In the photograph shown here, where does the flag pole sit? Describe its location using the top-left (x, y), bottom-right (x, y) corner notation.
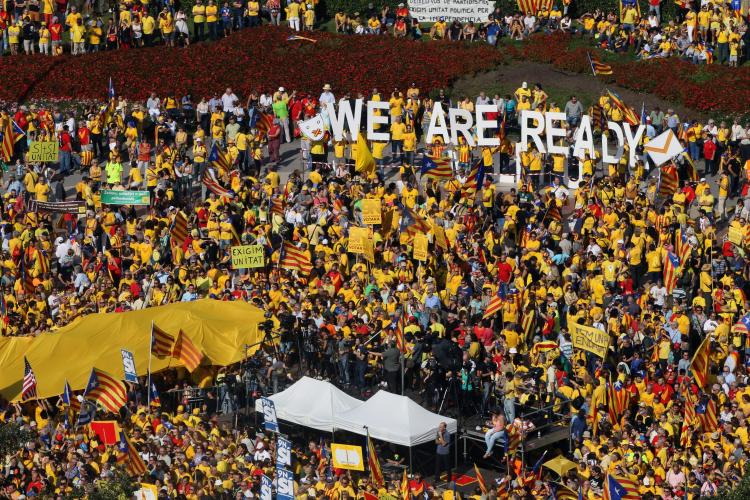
top-left (147, 321), bottom-right (154, 409)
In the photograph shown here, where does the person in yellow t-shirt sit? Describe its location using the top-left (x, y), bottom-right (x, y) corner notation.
top-left (38, 23), bottom-right (51, 54)
top-left (246, 0), bottom-right (260, 27)
top-left (304, 4), bottom-right (315, 30)
top-left (70, 18), bottom-right (86, 55)
top-left (285, 0), bottom-right (301, 31)
top-left (402, 125), bottom-right (417, 166)
top-left (206, 0), bottom-right (219, 39)
top-left (193, 0), bottom-right (207, 40)
top-left (159, 9), bottom-right (175, 46)
top-left (390, 116), bottom-right (407, 164)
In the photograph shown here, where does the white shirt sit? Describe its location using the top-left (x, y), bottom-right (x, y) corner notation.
top-left (320, 91), bottom-right (336, 106)
top-left (650, 285), bottom-right (667, 306)
top-left (731, 124), bottom-right (746, 141)
top-left (259, 94), bottom-right (273, 108)
top-left (222, 92), bottom-right (238, 113)
top-left (703, 318), bottom-right (718, 334)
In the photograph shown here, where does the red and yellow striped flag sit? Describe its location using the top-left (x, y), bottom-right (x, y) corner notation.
top-left (691, 335), bottom-right (711, 388)
top-left (400, 469), bottom-right (410, 500)
top-left (151, 323), bottom-right (175, 358)
top-left (280, 241), bottom-right (313, 276)
top-left (172, 330), bottom-right (204, 373)
top-left (474, 464), bottom-right (487, 494)
top-left (483, 294), bottom-right (503, 320)
top-left (367, 435), bottom-right (384, 488)
top-left (170, 211), bottom-right (189, 248)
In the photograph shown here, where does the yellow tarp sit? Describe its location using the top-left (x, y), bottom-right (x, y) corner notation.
top-left (0, 299), bottom-right (265, 401)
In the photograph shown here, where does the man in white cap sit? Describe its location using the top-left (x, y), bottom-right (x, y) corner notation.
top-left (319, 84), bottom-right (335, 107)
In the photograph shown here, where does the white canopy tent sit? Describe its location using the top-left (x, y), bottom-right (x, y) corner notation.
top-left (333, 390), bottom-right (458, 446)
top-left (254, 376), bottom-right (362, 432)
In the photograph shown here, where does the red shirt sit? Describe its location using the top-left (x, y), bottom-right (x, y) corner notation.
top-left (59, 131), bottom-right (72, 152)
top-left (50, 23), bottom-right (62, 41)
top-left (77, 127), bottom-right (91, 146)
top-left (497, 261), bottom-right (512, 283)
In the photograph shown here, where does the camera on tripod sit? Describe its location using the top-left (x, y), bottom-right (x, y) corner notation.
top-left (259, 320), bottom-right (274, 332)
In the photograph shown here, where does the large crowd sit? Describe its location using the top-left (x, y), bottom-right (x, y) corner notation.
top-left (0, 0), bottom-right (746, 65)
top-left (2, 50), bottom-right (750, 498)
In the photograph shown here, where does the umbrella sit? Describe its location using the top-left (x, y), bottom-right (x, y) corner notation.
top-left (543, 455), bottom-right (577, 477)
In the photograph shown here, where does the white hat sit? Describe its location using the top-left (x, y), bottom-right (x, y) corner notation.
top-left (522, 82), bottom-right (528, 89)
top-left (278, 86), bottom-right (285, 92)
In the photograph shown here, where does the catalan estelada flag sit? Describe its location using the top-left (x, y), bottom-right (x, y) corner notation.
top-left (662, 251), bottom-right (680, 294)
top-left (587, 52), bottom-right (613, 76)
top-left (208, 143), bottom-right (232, 173)
top-left (117, 430), bottom-right (147, 476)
top-left (366, 435), bottom-right (384, 488)
top-left (420, 155), bottom-right (453, 180)
top-left (690, 334), bottom-right (711, 388)
top-left (397, 203), bottom-right (431, 237)
top-left (84, 368), bottom-right (128, 414)
top-left (695, 396), bottom-right (718, 432)
top-left (602, 473), bottom-right (639, 500)
top-left (172, 330), bottom-right (204, 373)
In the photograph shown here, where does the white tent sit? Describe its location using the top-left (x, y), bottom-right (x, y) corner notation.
top-left (254, 377), bottom-right (362, 432)
top-left (333, 390), bottom-right (458, 446)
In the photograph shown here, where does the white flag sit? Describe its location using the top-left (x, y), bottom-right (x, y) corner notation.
top-left (298, 114), bottom-right (326, 141)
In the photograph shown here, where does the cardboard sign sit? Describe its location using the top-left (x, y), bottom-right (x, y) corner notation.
top-left (120, 349), bottom-right (138, 384)
top-left (231, 245), bottom-right (265, 269)
top-left (276, 468), bottom-right (294, 500)
top-left (348, 226), bottom-right (370, 254)
top-left (27, 141), bottom-right (59, 162)
top-left (728, 225), bottom-right (744, 246)
top-left (260, 397), bottom-right (279, 433)
top-left (570, 322), bottom-right (610, 358)
top-left (413, 233), bottom-right (429, 261)
top-left (331, 443), bottom-right (364, 471)
top-left (361, 199), bottom-right (382, 225)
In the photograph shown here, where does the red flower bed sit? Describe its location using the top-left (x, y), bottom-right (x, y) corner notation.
top-left (515, 32), bottom-right (750, 118)
top-left (3, 27), bottom-right (505, 101)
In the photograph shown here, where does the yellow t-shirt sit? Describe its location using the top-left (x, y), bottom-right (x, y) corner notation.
top-left (206, 4), bottom-right (218, 22)
top-left (193, 4), bottom-right (206, 23)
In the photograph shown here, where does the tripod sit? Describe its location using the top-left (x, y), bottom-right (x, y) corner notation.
top-left (437, 377), bottom-right (461, 416)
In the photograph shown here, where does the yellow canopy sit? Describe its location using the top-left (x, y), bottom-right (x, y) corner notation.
top-left (543, 455), bottom-right (578, 477)
top-left (0, 299), bottom-right (265, 401)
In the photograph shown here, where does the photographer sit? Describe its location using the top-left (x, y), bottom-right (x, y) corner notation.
top-left (370, 341), bottom-right (402, 393)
